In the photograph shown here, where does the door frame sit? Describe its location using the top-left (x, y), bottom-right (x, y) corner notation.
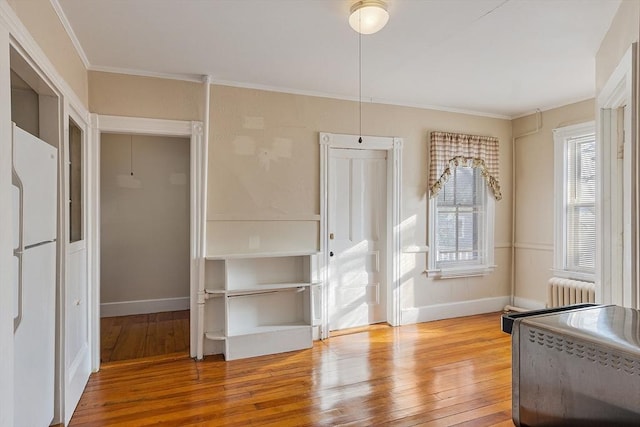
top-left (319, 132), bottom-right (402, 339)
top-left (88, 115), bottom-right (206, 368)
top-left (61, 101), bottom-right (91, 425)
top-left (597, 43), bottom-right (637, 308)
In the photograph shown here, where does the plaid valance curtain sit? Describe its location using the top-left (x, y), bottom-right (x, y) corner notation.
top-left (429, 131), bottom-right (502, 200)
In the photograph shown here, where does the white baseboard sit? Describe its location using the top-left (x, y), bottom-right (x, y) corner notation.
top-left (100, 297), bottom-right (190, 318)
top-left (513, 296), bottom-right (546, 310)
top-left (400, 296), bottom-right (510, 325)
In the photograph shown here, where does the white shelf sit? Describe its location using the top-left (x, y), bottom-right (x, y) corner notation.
top-left (228, 324), bottom-right (310, 337)
top-left (200, 252), bottom-right (319, 361)
top-left (206, 251), bottom-right (319, 260)
top-left (204, 331), bottom-right (226, 341)
top-left (206, 282), bottom-right (315, 296)
top-left (204, 289), bottom-right (226, 295)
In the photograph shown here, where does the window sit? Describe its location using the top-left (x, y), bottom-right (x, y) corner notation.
top-left (553, 122), bottom-right (596, 280)
top-left (69, 118), bottom-right (83, 243)
top-left (427, 131), bottom-right (500, 278)
top-left (428, 166), bottom-right (495, 278)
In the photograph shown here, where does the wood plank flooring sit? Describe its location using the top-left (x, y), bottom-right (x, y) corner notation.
top-left (74, 312), bottom-right (513, 426)
top-left (101, 310), bottom-right (190, 363)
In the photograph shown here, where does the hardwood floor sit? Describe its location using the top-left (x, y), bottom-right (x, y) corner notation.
top-left (101, 310), bottom-right (190, 363)
top-left (73, 312), bottom-right (513, 426)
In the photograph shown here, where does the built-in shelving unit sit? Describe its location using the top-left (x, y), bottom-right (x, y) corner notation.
top-left (198, 252), bottom-right (320, 361)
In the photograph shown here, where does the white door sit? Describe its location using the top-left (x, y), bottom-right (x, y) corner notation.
top-left (63, 116), bottom-right (91, 424)
top-left (328, 148), bottom-right (387, 331)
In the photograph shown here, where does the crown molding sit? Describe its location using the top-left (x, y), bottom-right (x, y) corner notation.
top-left (0, 0), bottom-right (87, 112)
top-left (49, 0), bottom-right (90, 69)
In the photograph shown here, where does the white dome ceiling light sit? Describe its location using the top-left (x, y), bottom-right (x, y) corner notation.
top-left (349, 0), bottom-right (390, 35)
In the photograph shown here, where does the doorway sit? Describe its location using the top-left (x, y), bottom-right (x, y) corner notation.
top-left (319, 132), bottom-right (403, 338)
top-left (89, 116), bottom-right (206, 368)
top-left (99, 133), bottom-right (190, 362)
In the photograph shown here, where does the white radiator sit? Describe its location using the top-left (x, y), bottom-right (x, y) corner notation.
top-left (547, 278), bottom-right (595, 308)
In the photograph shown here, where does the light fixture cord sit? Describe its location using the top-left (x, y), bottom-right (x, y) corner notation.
top-left (130, 134), bottom-right (134, 176)
top-left (358, 15), bottom-right (362, 144)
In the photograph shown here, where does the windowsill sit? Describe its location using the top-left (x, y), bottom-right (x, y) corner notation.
top-left (403, 245), bottom-right (429, 253)
top-left (550, 269), bottom-right (595, 283)
top-left (425, 264), bottom-right (496, 279)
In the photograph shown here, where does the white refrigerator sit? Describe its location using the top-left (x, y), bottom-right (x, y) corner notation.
top-left (12, 124), bottom-right (58, 427)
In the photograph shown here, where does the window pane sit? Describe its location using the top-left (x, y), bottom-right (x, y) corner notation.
top-left (435, 166), bottom-right (486, 268)
top-left (437, 210), bottom-right (457, 254)
top-left (69, 119), bottom-right (83, 243)
top-left (457, 210), bottom-right (474, 251)
top-left (456, 167), bottom-right (475, 205)
top-left (565, 133), bottom-right (595, 273)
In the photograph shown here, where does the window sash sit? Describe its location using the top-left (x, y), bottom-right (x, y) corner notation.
top-left (435, 167), bottom-right (486, 268)
top-left (565, 135), bottom-right (595, 273)
top-left (553, 122), bottom-right (596, 279)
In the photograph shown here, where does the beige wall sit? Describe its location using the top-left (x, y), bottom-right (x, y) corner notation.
top-left (10, 71), bottom-right (38, 136)
top-left (100, 134), bottom-right (190, 305)
top-left (89, 71), bottom-right (203, 120)
top-left (8, 0), bottom-right (88, 105)
top-left (511, 99), bottom-right (595, 306)
top-left (596, 0), bottom-right (639, 94)
top-left (90, 74), bottom-right (513, 311)
top-left (208, 85), bottom-right (513, 311)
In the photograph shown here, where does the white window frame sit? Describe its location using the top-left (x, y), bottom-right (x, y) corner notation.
top-left (553, 121), bottom-right (596, 282)
top-left (427, 166), bottom-right (495, 279)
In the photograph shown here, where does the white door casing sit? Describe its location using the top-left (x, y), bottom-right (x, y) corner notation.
top-left (62, 104), bottom-right (91, 425)
top-left (0, 5), bottom-right (93, 424)
top-left (329, 148), bottom-right (387, 330)
top-left (89, 115), bottom-right (206, 368)
top-left (597, 43), bottom-right (637, 308)
top-left (319, 133), bottom-right (402, 338)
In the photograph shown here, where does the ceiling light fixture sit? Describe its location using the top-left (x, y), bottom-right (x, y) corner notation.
top-left (349, 0), bottom-right (389, 35)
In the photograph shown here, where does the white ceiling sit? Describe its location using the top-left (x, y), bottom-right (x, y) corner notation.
top-left (56, 0), bottom-right (621, 118)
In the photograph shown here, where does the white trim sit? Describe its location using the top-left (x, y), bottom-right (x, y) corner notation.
top-left (96, 115), bottom-right (193, 136)
top-left (400, 296), bottom-right (510, 325)
top-left (89, 64), bottom-right (203, 83)
top-left (319, 132), bottom-right (403, 337)
top-left (0, 22), bottom-right (14, 427)
top-left (428, 167), bottom-right (496, 275)
top-left (3, 26), bottom-right (90, 424)
top-left (514, 242), bottom-right (554, 251)
top-left (550, 269), bottom-right (595, 283)
top-left (100, 297), bottom-right (190, 318)
top-left (511, 95), bottom-right (595, 120)
top-left (48, 0), bottom-right (90, 69)
top-left (89, 115), bottom-right (205, 365)
top-left (403, 245), bottom-right (429, 253)
top-left (596, 44), bottom-right (637, 308)
top-left (552, 120), bottom-right (596, 283)
top-left (195, 76), bottom-right (210, 360)
top-left (88, 115), bottom-right (100, 371)
top-left (85, 65), bottom-right (511, 120)
top-left (0, 0), bottom-right (86, 112)
top-left (207, 251), bottom-right (319, 260)
top-left (512, 296), bottom-right (546, 310)
top-left (62, 101), bottom-right (91, 425)
top-left (213, 78), bottom-right (511, 120)
top-left (207, 213), bottom-right (321, 222)
top-left (426, 265), bottom-right (497, 279)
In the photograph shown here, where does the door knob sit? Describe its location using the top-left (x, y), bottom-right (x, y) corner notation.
top-left (330, 251), bottom-right (334, 257)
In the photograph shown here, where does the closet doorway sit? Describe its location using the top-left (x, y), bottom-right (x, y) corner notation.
top-left (99, 133), bottom-right (190, 362)
top-left (90, 116), bottom-right (206, 366)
